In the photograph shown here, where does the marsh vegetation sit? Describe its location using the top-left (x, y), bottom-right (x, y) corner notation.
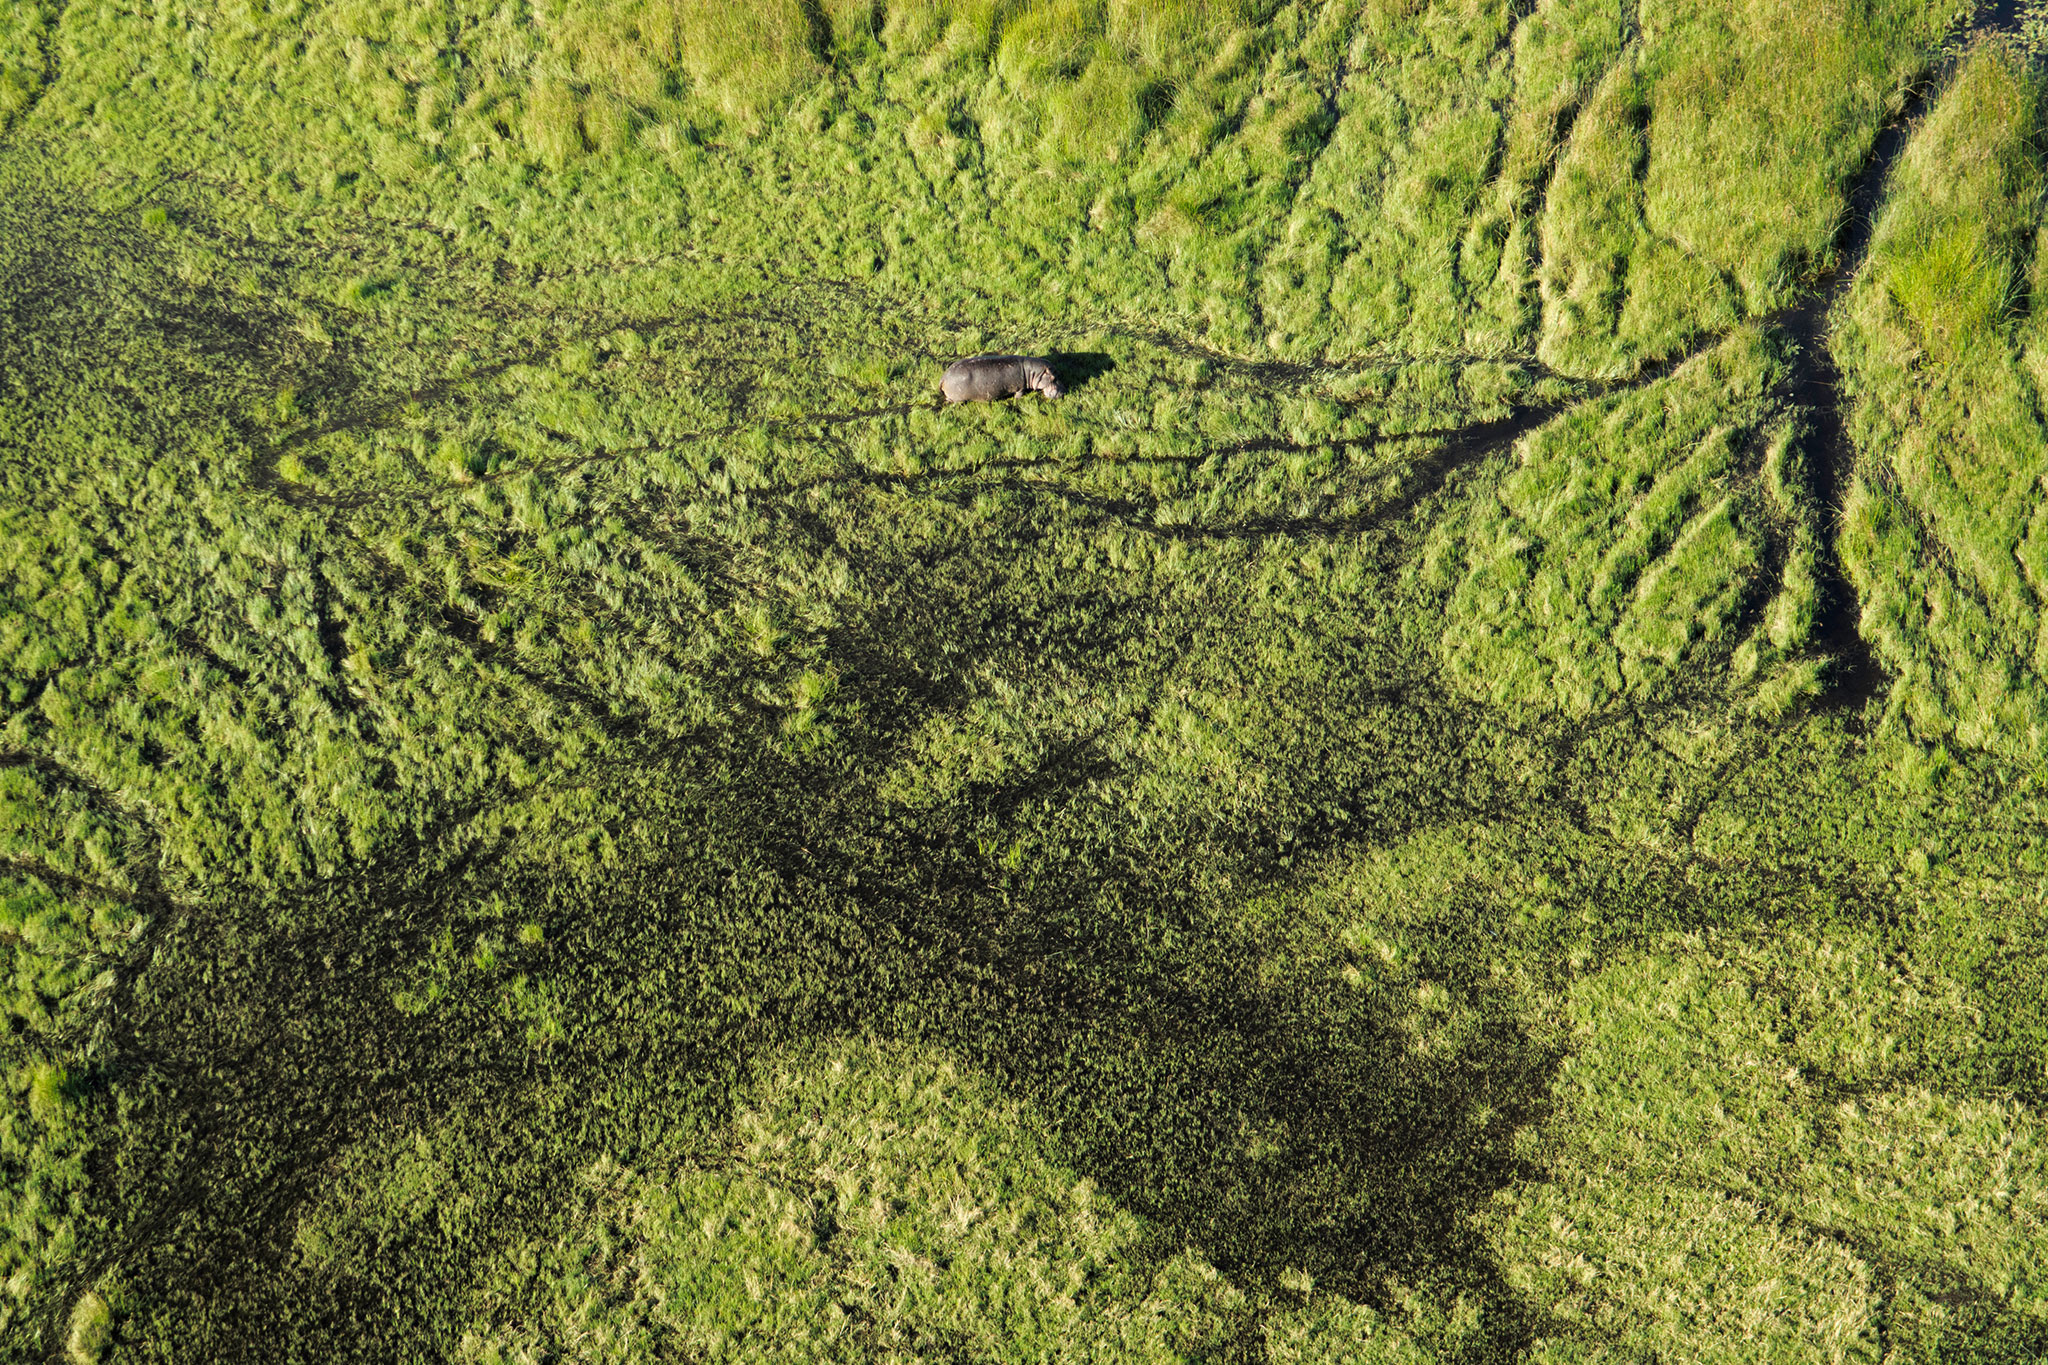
top-left (5, 1), bottom-right (2048, 1361)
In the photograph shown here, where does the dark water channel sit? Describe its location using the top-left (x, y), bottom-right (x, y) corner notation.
top-left (1764, 3), bottom-right (2024, 710)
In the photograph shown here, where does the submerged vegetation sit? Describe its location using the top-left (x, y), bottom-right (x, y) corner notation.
top-left (6, 0), bottom-right (2048, 1361)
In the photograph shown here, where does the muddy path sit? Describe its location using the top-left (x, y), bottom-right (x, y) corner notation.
top-left (1763, 0), bottom-right (2029, 711)
top-left (1766, 102), bottom-right (1922, 710)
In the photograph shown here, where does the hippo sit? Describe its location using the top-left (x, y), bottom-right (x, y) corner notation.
top-left (940, 354), bottom-right (1064, 403)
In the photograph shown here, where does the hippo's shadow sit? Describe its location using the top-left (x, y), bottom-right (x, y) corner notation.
top-left (1046, 352), bottom-right (1114, 394)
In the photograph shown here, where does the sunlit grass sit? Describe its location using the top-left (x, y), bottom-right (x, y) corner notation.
top-left (1429, 327), bottom-right (1791, 714)
top-left (8, 2), bottom-right (2048, 1362)
top-left (1837, 44), bottom-right (2048, 760)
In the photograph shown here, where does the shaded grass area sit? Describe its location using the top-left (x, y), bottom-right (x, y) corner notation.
top-left (6, 1), bottom-right (2048, 1363)
top-left (58, 702), bottom-right (2048, 1362)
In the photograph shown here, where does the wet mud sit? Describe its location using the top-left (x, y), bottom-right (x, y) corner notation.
top-left (1766, 104), bottom-right (1923, 711)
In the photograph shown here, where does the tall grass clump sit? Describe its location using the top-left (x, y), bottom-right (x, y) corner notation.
top-left (1871, 49), bottom-right (2041, 365)
top-left (1639, 0), bottom-right (1954, 307)
top-left (1888, 221), bottom-right (2018, 361)
top-left (994, 0), bottom-right (1263, 161)
top-left (1252, 0), bottom-right (1529, 356)
top-left (1428, 328), bottom-right (1788, 715)
top-left (63, 1290), bottom-right (110, 1365)
top-left (525, 0), bottom-right (826, 136)
top-left (1457, 0), bottom-right (1630, 354)
top-left (623, 0), bottom-right (825, 125)
top-left (1536, 0), bottom-right (1953, 376)
top-left (0, 3), bottom-right (52, 133)
top-left (881, 0), bottom-right (1033, 61)
top-left (816, 0), bottom-right (886, 61)
top-left (1537, 49), bottom-right (1737, 376)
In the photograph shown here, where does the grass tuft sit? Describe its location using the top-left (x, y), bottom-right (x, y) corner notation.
top-left (63, 1291), bottom-right (109, 1365)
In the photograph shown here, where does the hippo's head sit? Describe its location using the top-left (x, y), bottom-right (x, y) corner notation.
top-left (1032, 364), bottom-right (1064, 400)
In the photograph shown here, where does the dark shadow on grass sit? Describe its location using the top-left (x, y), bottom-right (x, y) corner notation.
top-left (1975, 0), bottom-right (2025, 39)
top-left (790, 566), bottom-right (1564, 1341)
top-left (53, 525), bottom-right (1567, 1360)
top-left (919, 826), bottom-right (1558, 1338)
top-left (101, 797), bottom-right (1557, 1360)
top-left (1046, 349), bottom-right (1115, 394)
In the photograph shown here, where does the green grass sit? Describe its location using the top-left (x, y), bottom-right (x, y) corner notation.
top-left (1837, 44), bottom-right (2048, 759)
top-left (1425, 325), bottom-right (1805, 714)
top-left (8, 1), bottom-right (2048, 1362)
top-left (1533, 0), bottom-right (1951, 377)
top-left (298, 1039), bottom-right (1411, 1362)
top-left (1495, 929), bottom-right (2048, 1361)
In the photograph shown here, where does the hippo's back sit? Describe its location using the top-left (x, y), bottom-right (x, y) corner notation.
top-left (942, 355), bottom-right (1031, 403)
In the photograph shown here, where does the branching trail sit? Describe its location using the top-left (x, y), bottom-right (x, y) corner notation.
top-left (1769, 133), bottom-right (1914, 708)
top-left (1764, 3), bottom-right (2020, 710)
top-left (0, 1), bottom-right (70, 142)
